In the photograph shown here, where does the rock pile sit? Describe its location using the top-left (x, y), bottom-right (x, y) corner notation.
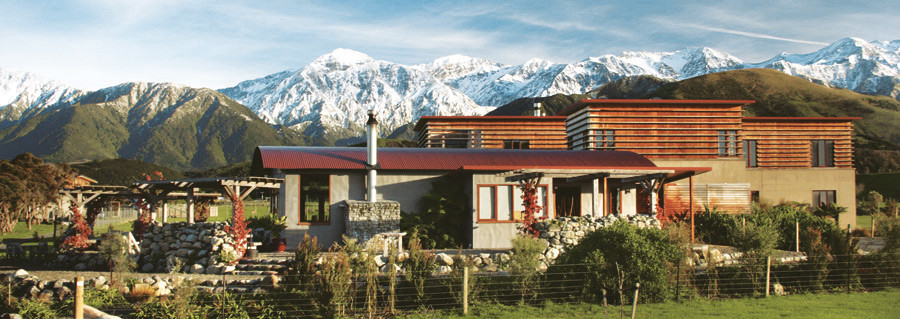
top-left (5, 269), bottom-right (111, 302)
top-left (138, 222), bottom-right (241, 274)
top-left (533, 214), bottom-right (662, 266)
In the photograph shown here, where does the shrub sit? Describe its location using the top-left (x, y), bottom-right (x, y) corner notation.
top-left (550, 221), bottom-right (682, 303)
top-left (693, 206), bottom-right (740, 246)
top-left (16, 298), bottom-right (56, 319)
top-left (315, 246), bottom-right (353, 319)
top-left (404, 231), bottom-right (437, 304)
top-left (99, 227), bottom-right (135, 280)
top-left (400, 178), bottom-right (468, 249)
top-left (734, 217), bottom-right (779, 294)
top-left (508, 235), bottom-right (546, 303)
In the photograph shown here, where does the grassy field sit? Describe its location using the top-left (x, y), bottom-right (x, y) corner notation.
top-left (410, 289), bottom-right (900, 319)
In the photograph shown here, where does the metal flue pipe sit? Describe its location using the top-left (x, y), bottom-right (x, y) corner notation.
top-left (533, 102), bottom-right (541, 116)
top-left (366, 109), bottom-right (378, 203)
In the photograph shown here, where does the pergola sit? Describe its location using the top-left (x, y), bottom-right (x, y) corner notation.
top-left (133, 177), bottom-right (283, 224)
top-left (499, 167), bottom-right (708, 216)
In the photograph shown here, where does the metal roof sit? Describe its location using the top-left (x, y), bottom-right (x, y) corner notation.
top-left (556, 99), bottom-right (756, 116)
top-left (252, 146), bottom-right (658, 172)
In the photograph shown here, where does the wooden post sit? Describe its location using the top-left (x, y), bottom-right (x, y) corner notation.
top-left (689, 176), bottom-right (694, 244)
top-left (742, 215), bottom-right (745, 233)
top-left (796, 219), bottom-right (800, 252)
top-left (765, 256), bottom-right (771, 297)
top-left (871, 218), bottom-right (876, 237)
top-left (75, 276), bottom-right (84, 319)
top-left (630, 283), bottom-right (640, 319)
top-left (187, 188), bottom-right (195, 224)
top-left (603, 177), bottom-right (608, 216)
top-left (462, 266), bottom-right (469, 316)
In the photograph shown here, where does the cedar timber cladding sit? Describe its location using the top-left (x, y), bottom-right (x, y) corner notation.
top-left (413, 116), bottom-right (567, 149)
top-left (562, 100), bottom-right (751, 159)
top-left (741, 117), bottom-right (856, 168)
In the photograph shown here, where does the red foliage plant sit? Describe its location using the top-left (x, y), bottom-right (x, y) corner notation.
top-left (518, 180), bottom-right (542, 238)
top-left (60, 202), bottom-right (91, 251)
top-left (131, 197), bottom-right (150, 241)
top-left (224, 194), bottom-right (250, 261)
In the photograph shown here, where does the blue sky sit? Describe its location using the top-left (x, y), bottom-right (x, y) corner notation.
top-left (1, 0), bottom-right (898, 91)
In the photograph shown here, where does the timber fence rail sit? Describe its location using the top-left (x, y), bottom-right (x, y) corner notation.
top-left (67, 252), bottom-right (900, 318)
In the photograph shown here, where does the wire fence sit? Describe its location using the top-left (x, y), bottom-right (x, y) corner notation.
top-left (75, 251), bottom-right (900, 318)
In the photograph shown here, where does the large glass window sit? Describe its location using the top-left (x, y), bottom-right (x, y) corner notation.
top-left (743, 140), bottom-right (758, 167)
top-left (479, 184), bottom-right (548, 221)
top-left (811, 140), bottom-right (835, 167)
top-left (300, 175), bottom-right (330, 223)
top-left (598, 130), bottom-right (615, 149)
top-left (443, 130), bottom-right (470, 148)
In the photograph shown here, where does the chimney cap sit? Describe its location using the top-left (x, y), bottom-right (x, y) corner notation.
top-left (367, 109), bottom-right (378, 125)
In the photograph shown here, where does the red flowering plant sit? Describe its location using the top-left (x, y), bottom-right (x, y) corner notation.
top-left (60, 202), bottom-right (91, 251)
top-left (224, 193), bottom-right (250, 262)
top-left (518, 179), bottom-right (543, 238)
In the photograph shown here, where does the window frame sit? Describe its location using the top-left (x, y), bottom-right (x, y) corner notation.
top-left (503, 139), bottom-right (531, 149)
top-left (811, 140), bottom-right (835, 167)
top-left (812, 190), bottom-right (836, 208)
top-left (476, 184), bottom-right (549, 223)
top-left (298, 174), bottom-right (331, 225)
top-left (743, 140), bottom-right (758, 167)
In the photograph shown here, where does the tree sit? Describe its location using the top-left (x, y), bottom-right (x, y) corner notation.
top-left (0, 153), bottom-right (73, 235)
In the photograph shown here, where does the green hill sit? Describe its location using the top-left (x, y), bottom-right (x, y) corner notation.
top-left (71, 158), bottom-right (184, 186)
top-left (486, 93), bottom-right (590, 116)
top-left (0, 83), bottom-right (307, 171)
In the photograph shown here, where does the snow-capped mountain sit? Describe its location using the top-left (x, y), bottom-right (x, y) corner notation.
top-left (222, 38), bottom-right (900, 137)
top-left (748, 37), bottom-right (900, 99)
top-left (220, 49), bottom-right (493, 138)
top-left (0, 68), bottom-right (84, 127)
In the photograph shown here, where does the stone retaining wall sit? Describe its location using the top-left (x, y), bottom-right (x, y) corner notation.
top-left (138, 222), bottom-right (239, 274)
top-left (344, 200), bottom-right (401, 244)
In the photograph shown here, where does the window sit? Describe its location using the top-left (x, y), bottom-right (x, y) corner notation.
top-left (812, 190), bottom-right (836, 207)
top-left (598, 130), bottom-right (615, 149)
top-left (299, 175), bottom-right (330, 223)
top-left (718, 130), bottom-right (737, 156)
top-left (743, 140), bottom-right (758, 167)
top-left (750, 191), bottom-right (760, 203)
top-left (811, 140), bottom-right (835, 167)
top-left (478, 184), bottom-right (548, 221)
top-left (503, 140), bottom-right (530, 149)
top-left (443, 130), bottom-right (470, 148)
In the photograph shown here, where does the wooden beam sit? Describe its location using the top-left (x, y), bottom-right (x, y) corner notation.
top-left (505, 172), bottom-right (544, 183)
top-left (565, 172), bottom-right (610, 184)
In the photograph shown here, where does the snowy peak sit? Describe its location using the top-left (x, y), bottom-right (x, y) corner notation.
top-left (0, 67), bottom-right (84, 126)
top-left (310, 48), bottom-right (376, 69)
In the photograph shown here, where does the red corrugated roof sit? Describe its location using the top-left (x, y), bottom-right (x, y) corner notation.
top-left (556, 99), bottom-right (756, 116)
top-left (252, 146), bottom-right (657, 171)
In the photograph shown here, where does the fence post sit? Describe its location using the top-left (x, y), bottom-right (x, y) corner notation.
top-left (796, 219), bottom-right (800, 252)
top-left (630, 283), bottom-right (640, 319)
top-left (462, 266), bottom-right (469, 316)
top-left (871, 218), bottom-right (876, 237)
top-left (675, 260), bottom-right (681, 302)
top-left (765, 256), bottom-right (771, 297)
top-left (75, 276), bottom-right (84, 319)
top-left (222, 272), bottom-right (227, 318)
top-left (602, 289), bottom-right (609, 319)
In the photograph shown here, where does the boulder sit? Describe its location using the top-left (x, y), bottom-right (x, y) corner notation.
top-left (13, 269), bottom-right (28, 278)
top-left (435, 253), bottom-right (454, 266)
top-left (190, 264), bottom-right (205, 274)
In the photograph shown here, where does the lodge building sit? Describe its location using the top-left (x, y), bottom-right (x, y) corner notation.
top-left (254, 99), bottom-right (858, 249)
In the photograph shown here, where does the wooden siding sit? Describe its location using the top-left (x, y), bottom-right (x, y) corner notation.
top-left (663, 183), bottom-right (751, 215)
top-left (416, 118), bottom-right (567, 149)
top-left (742, 119), bottom-right (854, 168)
top-left (566, 102), bottom-right (745, 159)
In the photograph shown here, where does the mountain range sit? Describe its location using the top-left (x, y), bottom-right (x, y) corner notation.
top-left (1, 37), bottom-right (899, 170)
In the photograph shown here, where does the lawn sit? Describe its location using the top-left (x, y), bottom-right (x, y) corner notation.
top-left (858, 215), bottom-right (874, 230)
top-left (409, 289), bottom-right (900, 319)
